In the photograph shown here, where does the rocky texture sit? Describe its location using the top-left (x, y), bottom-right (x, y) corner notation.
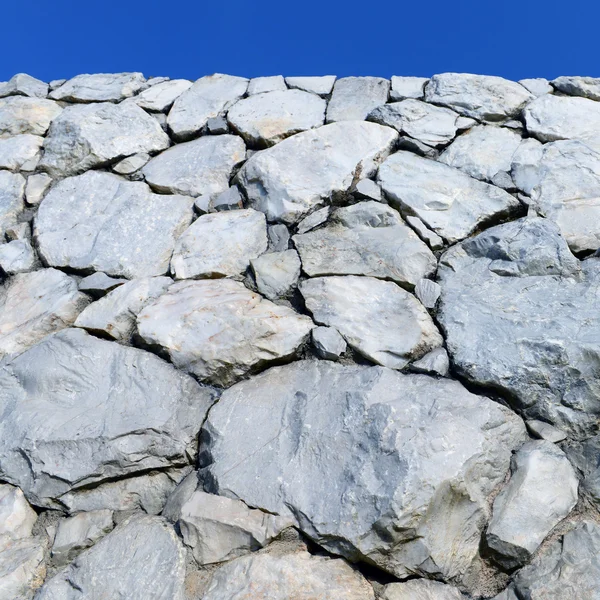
top-left (250, 249), bottom-right (301, 299)
top-left (381, 579), bottom-right (464, 600)
top-left (0, 134), bottom-right (43, 171)
top-left (0, 73), bottom-right (48, 99)
top-left (24, 172), bottom-right (51, 205)
top-left (326, 76), bottom-right (390, 122)
top-left (0, 170), bottom-right (25, 238)
top-left (552, 75), bottom-right (600, 100)
top-left (390, 76), bottom-right (429, 100)
top-left (410, 347), bottom-right (450, 377)
top-left (49, 72), bottom-right (146, 102)
top-left (311, 325), bottom-right (347, 359)
top-left (0, 96), bottom-right (61, 136)
top-left (247, 75), bottom-right (287, 95)
top-left (285, 75), bottom-right (336, 96)
top-left (0, 238), bottom-right (37, 274)
top-left (78, 271), bottom-right (126, 295)
top-left (131, 78), bottom-right (192, 112)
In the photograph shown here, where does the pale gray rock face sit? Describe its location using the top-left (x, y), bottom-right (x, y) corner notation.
top-left (381, 579), bottom-right (464, 600)
top-left (414, 278), bottom-right (441, 308)
top-left (267, 223), bottom-right (290, 251)
top-left (112, 151), bottom-right (149, 174)
top-left (354, 177), bottom-right (383, 201)
top-left (6, 222), bottom-right (30, 241)
top-left (300, 276), bottom-right (443, 369)
top-left (201, 360), bottom-right (526, 581)
top-left (206, 115), bottom-right (228, 134)
top-left (486, 440), bottom-right (578, 569)
top-left (131, 78), bottom-right (192, 112)
top-left (378, 151), bottom-right (520, 243)
top-left (227, 89), bottom-right (326, 147)
top-left (285, 75), bottom-right (336, 96)
top-left (167, 73), bottom-right (248, 140)
top-left (565, 435), bottom-right (600, 506)
top-left (24, 173), bottom-right (51, 205)
top-left (171, 209), bottom-right (267, 279)
top-left (0, 239), bottom-right (37, 274)
top-left (247, 75), bottom-right (287, 95)
top-left (0, 485), bottom-right (37, 540)
top-left (411, 347), bottom-right (450, 377)
top-left (36, 515), bottom-right (186, 600)
top-left (202, 550), bottom-right (375, 600)
top-left (406, 215), bottom-right (445, 250)
top-left (296, 206), bottom-right (330, 234)
top-left (0, 96), bottom-right (61, 136)
top-left (0, 170), bottom-right (25, 238)
top-left (210, 185), bottom-right (245, 211)
top-left (526, 420), bottom-right (567, 443)
top-left (0, 328), bottom-right (216, 508)
top-left (0, 134), bottom-right (43, 171)
top-left (178, 490), bottom-right (294, 565)
top-left (437, 217), bottom-right (600, 438)
top-left (142, 134), bottom-right (245, 197)
top-left (0, 269), bottom-right (89, 359)
top-left (326, 76), bottom-right (390, 122)
top-left (35, 171), bottom-right (194, 278)
top-left (0, 536), bottom-right (45, 600)
top-left (161, 471), bottom-right (199, 522)
top-left (49, 72), bottom-right (146, 103)
top-left (311, 325), bottom-right (346, 360)
top-left (390, 76), bottom-right (429, 101)
top-left (137, 279), bottom-right (314, 386)
top-left (293, 202), bottom-right (436, 288)
top-left (509, 137), bottom-right (544, 195)
top-left (0, 73), bottom-right (48, 99)
top-left (250, 249), bottom-right (301, 300)
top-left (236, 121), bottom-right (398, 224)
top-left (425, 73), bottom-right (533, 121)
top-left (78, 271), bottom-right (127, 295)
top-left (552, 75), bottom-right (600, 101)
top-left (519, 78), bottom-right (552, 97)
top-left (39, 101), bottom-right (170, 177)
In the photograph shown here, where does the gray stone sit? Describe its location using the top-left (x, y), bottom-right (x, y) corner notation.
top-left (326, 76), bottom-right (390, 122)
top-left (406, 215), bottom-right (445, 250)
top-left (267, 223), bottom-right (290, 251)
top-left (161, 471), bottom-right (198, 522)
top-left (0, 485), bottom-right (37, 540)
top-left (210, 185), bottom-right (244, 211)
top-left (35, 171), bottom-right (194, 279)
top-left (247, 75), bottom-right (287, 95)
top-left (0, 134), bottom-right (43, 171)
top-left (206, 115), bottom-right (228, 134)
top-left (236, 121), bottom-right (398, 224)
top-left (437, 217), bottom-right (600, 438)
top-left (300, 276), bottom-right (442, 369)
top-left (526, 420), bottom-right (567, 443)
top-left (49, 72), bottom-right (146, 103)
top-left (131, 78), bottom-right (192, 112)
top-left (509, 137), bottom-right (544, 195)
top-left (0, 239), bottom-right (37, 274)
top-left (519, 78), bottom-right (552, 96)
top-left (411, 347), bottom-right (450, 377)
top-left (294, 202), bottom-right (436, 288)
top-left (354, 178), bottom-right (383, 201)
top-left (311, 325), bottom-right (346, 360)
top-left (5, 222), bottom-right (30, 241)
top-left (171, 209), bottom-right (267, 279)
top-left (251, 249), bottom-right (301, 300)
top-left (0, 170), bottom-right (25, 239)
top-left (78, 271), bottom-right (127, 296)
top-left (0, 268), bottom-right (89, 359)
top-left (194, 194), bottom-right (211, 214)
top-left (137, 279), bottom-right (314, 386)
top-left (390, 76), bottom-right (429, 101)
top-left (378, 151), bottom-right (520, 243)
top-left (201, 360), bottom-right (526, 582)
top-left (296, 206), bottom-right (330, 234)
top-left (381, 579), bottom-right (464, 600)
top-left (397, 135), bottom-right (441, 157)
top-left (167, 73), bottom-right (248, 140)
top-left (0, 96), bottom-right (62, 136)
top-left (142, 134), bottom-right (245, 197)
top-left (24, 173), bottom-right (51, 206)
top-left (414, 278), bottom-right (441, 308)
top-left (0, 536), bottom-right (45, 600)
top-left (552, 75), bottom-right (600, 101)
top-left (0, 328), bottom-right (215, 507)
top-left (285, 75), bottom-right (336, 96)
top-left (48, 79), bottom-right (66, 90)
top-left (565, 434), bottom-right (600, 507)
top-left (36, 515), bottom-right (186, 600)
top-left (486, 440), bottom-right (578, 569)
top-left (425, 73), bottom-right (533, 121)
top-left (112, 152), bottom-right (150, 174)
top-left (0, 73), bottom-right (48, 99)
top-left (39, 101), bottom-right (170, 177)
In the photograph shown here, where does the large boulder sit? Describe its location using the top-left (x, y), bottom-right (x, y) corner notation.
top-left (326, 76), bottom-right (390, 122)
top-left (0, 96), bottom-right (61, 136)
top-left (49, 72), bottom-right (146, 102)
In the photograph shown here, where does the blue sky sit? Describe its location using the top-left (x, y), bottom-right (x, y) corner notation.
top-left (2, 0), bottom-right (595, 83)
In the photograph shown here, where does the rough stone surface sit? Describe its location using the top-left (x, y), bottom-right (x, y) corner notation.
top-left (0, 134), bottom-right (43, 171)
top-left (78, 271), bottom-right (127, 296)
top-left (406, 215), bottom-right (445, 249)
top-left (0, 485), bottom-right (37, 540)
top-left (0, 239), bottom-right (36, 274)
top-left (267, 223), bottom-right (290, 251)
top-left (247, 75), bottom-right (287, 95)
top-left (0, 73), bottom-right (48, 99)
top-left (519, 77), bottom-right (552, 96)
top-left (411, 347), bottom-right (450, 377)
top-left (0, 170), bottom-right (25, 238)
top-left (24, 173), bottom-right (51, 206)
top-left (354, 177), bottom-right (383, 201)
top-left (526, 420), bottom-right (567, 443)
top-left (251, 249), bottom-right (301, 300)
top-left (414, 278), bottom-right (441, 308)
top-left (311, 325), bottom-right (346, 360)
top-left (112, 151), bottom-right (149, 174)
top-left (210, 185), bottom-right (245, 212)
top-left (0, 536), bottom-right (45, 600)
top-left (552, 75), bottom-right (600, 101)
top-left (381, 579), bottom-right (464, 600)
top-left (49, 72), bottom-right (146, 102)
top-left (326, 76), bottom-right (390, 122)
top-left (390, 76), bottom-right (429, 100)
top-left (285, 75), bottom-right (336, 96)
top-left (131, 78), bottom-right (192, 111)
top-left (296, 206), bottom-right (330, 234)
top-left (0, 96), bottom-right (62, 136)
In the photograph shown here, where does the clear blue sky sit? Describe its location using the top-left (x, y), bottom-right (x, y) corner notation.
top-left (3, 0), bottom-right (595, 83)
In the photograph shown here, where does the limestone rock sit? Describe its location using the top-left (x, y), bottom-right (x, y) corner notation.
top-left (0, 134), bottom-right (43, 171)
top-left (381, 579), bottom-right (464, 600)
top-left (0, 536), bottom-right (45, 600)
top-left (311, 325), bottom-right (346, 360)
top-left (210, 185), bottom-right (244, 211)
top-left (24, 173), bottom-right (51, 205)
top-left (0, 170), bottom-right (25, 238)
top-left (0, 485), bottom-right (37, 540)
top-left (0, 239), bottom-right (37, 274)
top-left (406, 215), bottom-right (445, 250)
top-left (354, 178), bottom-right (383, 201)
top-left (247, 76), bottom-right (286, 95)
top-left (250, 249), bottom-right (300, 300)
top-left (390, 76), bottom-right (429, 101)
top-left (510, 137), bottom-right (544, 195)
top-left (49, 72), bottom-right (146, 103)
top-left (414, 278), bottom-right (441, 308)
top-left (552, 75), bottom-right (600, 101)
top-left (206, 115), bottom-right (228, 134)
top-left (112, 152), bottom-right (150, 174)
top-left (296, 206), bottom-right (330, 234)
top-left (411, 347), bottom-right (450, 377)
top-left (519, 78), bottom-right (552, 96)
top-left (0, 73), bottom-right (48, 99)
top-left (267, 223), bottom-right (290, 251)
top-left (526, 420), bottom-right (567, 443)
top-left (0, 96), bottom-right (62, 136)
top-left (285, 75), bottom-right (336, 96)
top-left (78, 271), bottom-right (127, 296)
top-left (326, 76), bottom-right (390, 122)
top-left (131, 78), bottom-right (192, 112)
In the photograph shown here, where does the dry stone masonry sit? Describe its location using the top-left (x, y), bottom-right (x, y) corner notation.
top-left (0, 70), bottom-right (598, 599)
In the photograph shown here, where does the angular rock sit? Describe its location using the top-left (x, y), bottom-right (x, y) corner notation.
top-left (354, 178), bottom-right (383, 201)
top-left (0, 73), bottom-right (48, 99)
top-left (0, 96), bottom-right (61, 136)
top-left (78, 271), bottom-right (127, 296)
top-left (210, 185), bottom-right (244, 211)
top-left (206, 115), bottom-right (228, 134)
top-left (24, 173), bottom-right (51, 205)
top-left (137, 279), bottom-right (314, 386)
top-left (237, 121), bottom-right (398, 224)
top-left (35, 171), bottom-right (194, 278)
top-left (414, 278), bottom-right (441, 308)
top-left (5, 222), bottom-right (30, 241)
top-left (411, 347), bottom-right (450, 377)
top-left (201, 360), bottom-right (526, 581)
top-left (161, 471), bottom-right (199, 522)
top-left (285, 75), bottom-right (336, 96)
top-left (294, 202), bottom-right (436, 288)
top-left (381, 579), bottom-right (464, 600)
top-left (296, 206), bottom-right (330, 234)
top-left (267, 223), bottom-right (290, 251)
top-left (112, 152), bottom-right (150, 174)
top-left (0, 536), bottom-right (45, 600)
top-left (0, 239), bottom-right (37, 274)
top-left (526, 420), bottom-right (567, 443)
top-left (247, 75), bottom-right (287, 95)
top-left (390, 76), bottom-right (429, 101)
top-left (326, 76), bottom-right (390, 122)
top-left (300, 276), bottom-right (443, 368)
top-left (552, 75), bottom-right (600, 101)
top-left (311, 325), bottom-right (346, 360)
top-left (378, 151), bottom-right (520, 243)
top-left (406, 215), bottom-right (445, 250)
top-left (0, 134), bottom-right (43, 171)
top-left (0, 328), bottom-right (216, 507)
top-left (131, 78), bottom-right (192, 112)
top-left (0, 170), bottom-right (25, 238)
top-left (49, 72), bottom-right (146, 103)
top-left (0, 485), bottom-right (37, 540)
top-left (251, 249), bottom-right (300, 300)
top-left (519, 78), bottom-right (552, 97)
top-left (510, 137), bottom-right (544, 195)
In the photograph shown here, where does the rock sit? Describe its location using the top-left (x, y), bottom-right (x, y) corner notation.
top-left (513, 521), bottom-right (600, 599)
top-left (78, 271), bottom-right (127, 296)
top-left (267, 223), bottom-right (290, 251)
top-left (247, 75), bottom-right (287, 95)
top-left (142, 134), bottom-right (245, 197)
top-left (311, 325), bottom-right (346, 360)
top-left (510, 137), bottom-right (544, 195)
top-left (300, 276), bottom-right (442, 369)
top-left (5, 222), bottom-right (30, 241)
top-left (0, 239), bottom-right (37, 274)
top-left (552, 75), bottom-right (600, 101)
top-left (137, 279), bottom-right (314, 386)
top-left (381, 579), bottom-right (464, 600)
top-left (35, 171), bottom-right (194, 279)
top-left (411, 347), bottom-right (450, 377)
top-left (236, 121), bottom-right (398, 224)
top-left (0, 536), bottom-right (45, 600)
top-left (565, 434), bottom-right (600, 506)
top-left (437, 217), bottom-right (600, 438)
top-left (486, 440), bottom-right (577, 569)
top-left (0, 485), bottom-right (37, 540)
top-left (39, 102), bottom-right (170, 177)
top-left (0, 269), bottom-right (89, 359)
top-left (75, 276), bottom-right (172, 340)
top-left (0, 73), bottom-right (48, 98)
top-left (251, 249), bottom-right (300, 300)
top-left (424, 73), bottom-right (533, 121)
top-left (296, 206), bottom-right (330, 234)
top-left (326, 76), bottom-right (390, 122)
top-left (378, 151), bottom-right (520, 243)
top-left (49, 79), bottom-right (66, 90)
top-left (0, 134), bottom-right (43, 171)
top-left (285, 75), bottom-right (336, 96)
top-left (178, 490), bottom-right (294, 565)
top-left (390, 76), bottom-right (429, 101)
top-left (397, 134), bottom-right (441, 157)
top-left (112, 152), bottom-right (150, 174)
top-left (0, 328), bottom-right (216, 508)
top-left (201, 360), bottom-right (526, 582)
top-left (49, 72), bottom-right (146, 102)
top-left (24, 173), bottom-right (51, 205)
top-left (0, 171), bottom-right (25, 236)
top-left (161, 471), bottom-right (199, 522)
top-left (0, 96), bottom-right (62, 136)
top-left (526, 420), bottom-right (567, 443)
top-left (519, 78), bottom-right (552, 96)
top-left (202, 550), bottom-right (375, 600)
top-left (131, 78), bottom-right (192, 112)
top-left (36, 515), bottom-right (186, 600)
top-left (294, 202), bottom-right (436, 288)
top-left (167, 73), bottom-right (248, 141)
top-left (194, 194), bottom-right (211, 214)
top-left (210, 185), bottom-right (244, 211)
top-left (406, 215), bottom-right (445, 250)
top-left (51, 509), bottom-right (114, 566)
top-left (354, 178), bottom-right (383, 201)
top-left (206, 115), bottom-right (228, 134)
top-left (414, 278), bottom-right (441, 308)
top-left (171, 209), bottom-right (267, 279)
top-left (492, 588), bottom-right (519, 600)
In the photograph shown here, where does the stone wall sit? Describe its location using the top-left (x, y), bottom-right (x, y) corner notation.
top-left (1, 71), bottom-right (599, 599)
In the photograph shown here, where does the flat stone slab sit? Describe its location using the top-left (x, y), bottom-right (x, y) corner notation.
top-left (131, 78), bottom-right (192, 112)
top-left (285, 75), bottom-right (336, 96)
top-left (390, 76), bottom-right (428, 100)
top-left (326, 76), bottom-right (390, 122)
top-left (49, 72), bottom-right (146, 102)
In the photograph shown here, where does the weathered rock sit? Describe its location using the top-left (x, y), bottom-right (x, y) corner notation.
top-left (171, 209), bottom-right (267, 279)
top-left (247, 75), bottom-right (287, 95)
top-left (36, 515), bottom-right (186, 600)
top-left (167, 73), bottom-right (248, 140)
top-left (78, 271), bottom-right (127, 296)
top-left (519, 78), bottom-right (552, 97)
top-left (0, 73), bottom-right (48, 99)
top-left (206, 115), bottom-right (229, 134)
top-left (424, 73), bottom-right (533, 121)
top-left (354, 178), bottom-right (383, 201)
top-left (0, 134), bottom-right (43, 171)
top-left (0, 269), bottom-right (89, 359)
top-left (131, 78), bottom-right (192, 112)
top-left (5, 222), bottom-right (30, 241)
top-left (35, 171), bottom-right (194, 278)
top-left (0, 170), bottom-right (25, 238)
top-left (39, 101), bottom-right (170, 177)
top-left (285, 75), bottom-right (336, 96)
top-left (251, 249), bottom-right (300, 300)
top-left (381, 579), bottom-right (464, 600)
top-left (267, 223), bottom-right (290, 251)
top-left (296, 206), bottom-right (330, 234)
top-left (526, 420), bottom-right (567, 443)
top-left (0, 536), bottom-right (45, 600)
top-left (390, 76), bottom-right (429, 101)
top-left (414, 278), bottom-right (441, 308)
top-left (0, 96), bottom-right (61, 136)
top-left (24, 173), bottom-right (51, 205)
top-left (300, 276), bottom-right (442, 369)
top-left (486, 440), bottom-right (578, 569)
top-left (378, 151), bottom-right (520, 243)
top-left (294, 202), bottom-right (436, 288)
top-left (0, 485), bottom-right (37, 540)
top-left (209, 185), bottom-right (244, 211)
top-left (0, 328), bottom-right (216, 507)
top-left (201, 360), bottom-right (526, 581)
top-left (552, 75), bottom-right (600, 101)
top-left (49, 72), bottom-right (146, 103)
top-left (326, 76), bottom-right (390, 122)
top-left (161, 471), bottom-right (199, 522)
top-left (311, 325), bottom-right (346, 360)
top-left (236, 121), bottom-right (398, 224)
top-left (142, 134), bottom-right (245, 197)
top-left (0, 239), bottom-right (37, 274)
top-left (510, 137), bottom-right (544, 196)
top-left (137, 279), bottom-right (314, 385)
top-left (112, 151), bottom-right (150, 174)
top-left (406, 215), bottom-right (445, 250)
top-left (411, 347), bottom-right (450, 377)
top-left (437, 217), bottom-right (600, 438)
